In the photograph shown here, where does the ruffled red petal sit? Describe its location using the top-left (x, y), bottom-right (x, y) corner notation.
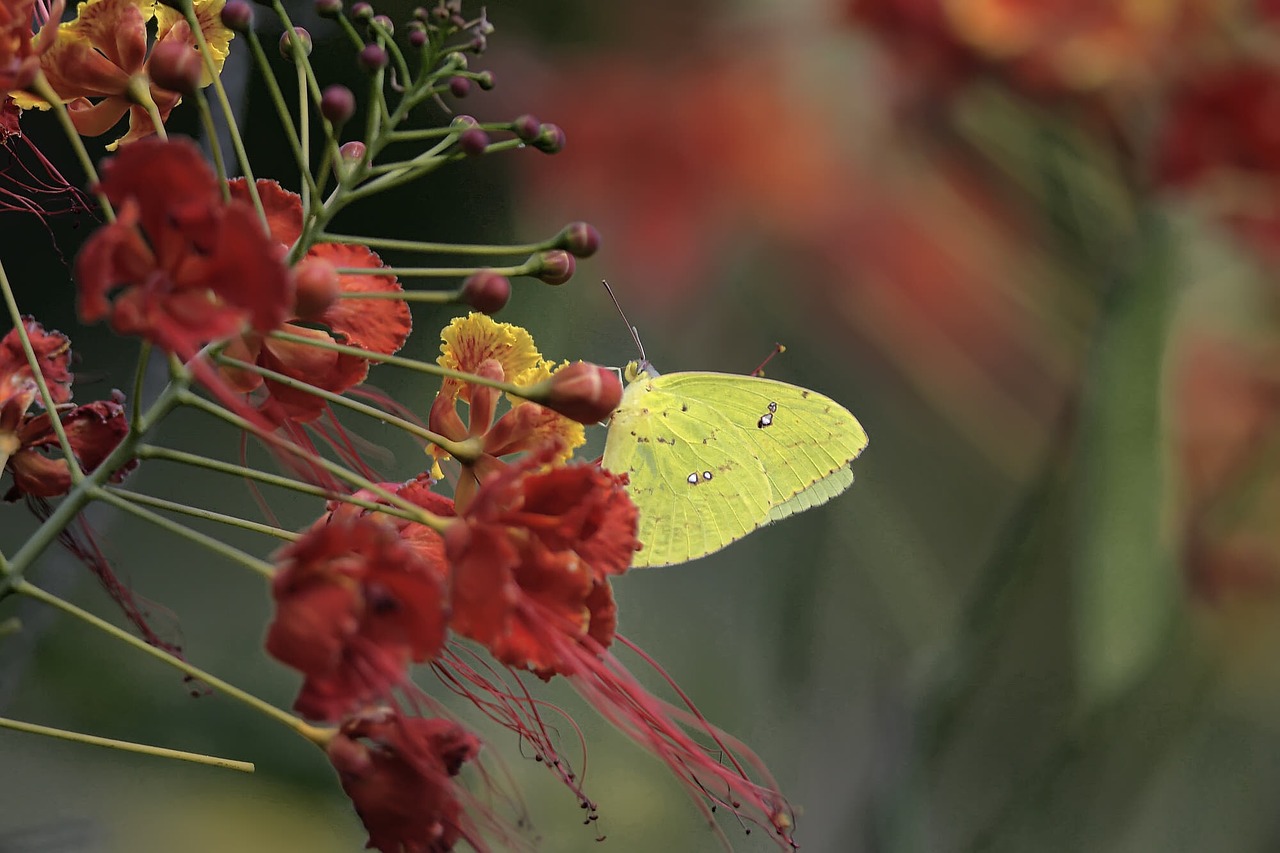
top-left (227, 178), bottom-right (303, 245)
top-left (309, 242), bottom-right (411, 355)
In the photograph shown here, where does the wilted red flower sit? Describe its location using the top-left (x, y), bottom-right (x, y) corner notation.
top-left (327, 707), bottom-right (481, 853)
top-left (75, 137), bottom-right (291, 358)
top-left (266, 512), bottom-right (449, 721)
top-left (10, 0), bottom-right (233, 148)
top-left (0, 318), bottom-right (133, 500)
top-left (219, 178), bottom-right (411, 423)
top-left (444, 447), bottom-right (638, 678)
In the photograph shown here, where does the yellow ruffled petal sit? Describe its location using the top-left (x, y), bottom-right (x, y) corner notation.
top-left (437, 313), bottom-right (544, 404)
top-left (155, 0), bottom-right (234, 86)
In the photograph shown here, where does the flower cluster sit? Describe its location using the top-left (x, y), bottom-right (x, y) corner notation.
top-left (0, 1), bottom-right (801, 850)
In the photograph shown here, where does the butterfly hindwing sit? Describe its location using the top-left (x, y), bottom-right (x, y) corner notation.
top-left (602, 371), bottom-right (867, 567)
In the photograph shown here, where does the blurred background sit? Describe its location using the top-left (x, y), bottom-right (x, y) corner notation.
top-left (6, 0), bottom-right (1280, 850)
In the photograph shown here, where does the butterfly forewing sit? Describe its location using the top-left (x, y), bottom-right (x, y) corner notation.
top-left (603, 376), bottom-right (774, 567)
top-left (603, 371), bottom-right (867, 567)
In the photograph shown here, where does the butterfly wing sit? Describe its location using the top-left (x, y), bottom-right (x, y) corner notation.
top-left (602, 371), bottom-right (867, 567)
top-left (602, 374), bottom-right (774, 567)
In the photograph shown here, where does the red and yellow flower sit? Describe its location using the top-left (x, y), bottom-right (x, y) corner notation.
top-left (11, 0), bottom-right (232, 148)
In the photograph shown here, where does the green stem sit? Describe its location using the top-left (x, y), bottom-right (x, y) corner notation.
top-left (177, 393), bottom-right (448, 530)
top-left (339, 289), bottom-right (455, 302)
top-left (264, 328), bottom-right (535, 396)
top-left (184, 5), bottom-right (264, 224)
top-left (213, 356), bottom-right (471, 459)
top-left (28, 74), bottom-right (115, 222)
top-left (243, 27), bottom-right (320, 205)
top-left (0, 715), bottom-right (255, 772)
top-left (0, 260), bottom-right (78, 477)
top-left (320, 233), bottom-right (557, 255)
top-left (193, 90), bottom-right (231, 198)
top-left (130, 342), bottom-right (152, 426)
top-left (136, 445), bottom-right (428, 526)
top-left (92, 487), bottom-right (276, 579)
top-left (15, 580), bottom-right (327, 745)
top-left (102, 487), bottom-right (298, 541)
top-left (334, 262), bottom-right (535, 278)
top-left (127, 78), bottom-right (168, 142)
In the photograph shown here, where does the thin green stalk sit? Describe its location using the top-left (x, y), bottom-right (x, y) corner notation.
top-left (0, 260), bottom-right (77, 476)
top-left (92, 487), bottom-right (276, 579)
top-left (127, 78), bottom-right (168, 142)
top-left (130, 342), bottom-right (152, 426)
top-left (102, 487), bottom-right (299, 542)
top-left (264, 327), bottom-right (536, 395)
top-left (183, 5), bottom-right (264, 223)
top-left (177, 392), bottom-right (448, 530)
top-left (213, 356), bottom-right (471, 459)
top-left (136, 445), bottom-right (428, 526)
top-left (28, 74), bottom-right (114, 222)
top-left (15, 579), bottom-right (328, 744)
top-left (193, 90), bottom-right (231, 198)
top-left (0, 715), bottom-right (255, 772)
top-left (320, 233), bottom-right (557, 255)
top-left (388, 121), bottom-right (517, 142)
top-left (338, 289), bottom-right (455, 302)
top-left (243, 28), bottom-right (320, 204)
top-left (298, 62), bottom-right (311, 214)
top-left (334, 262), bottom-right (534, 278)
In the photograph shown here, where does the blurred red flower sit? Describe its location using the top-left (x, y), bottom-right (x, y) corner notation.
top-left (327, 707), bottom-right (481, 853)
top-left (220, 179), bottom-right (411, 423)
top-left (267, 512), bottom-right (449, 721)
top-left (444, 447), bottom-right (638, 678)
top-left (0, 318), bottom-right (132, 500)
top-left (75, 137), bottom-right (291, 358)
top-left (0, 0), bottom-right (57, 94)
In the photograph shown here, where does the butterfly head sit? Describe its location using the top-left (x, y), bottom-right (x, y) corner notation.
top-left (623, 359), bottom-right (660, 384)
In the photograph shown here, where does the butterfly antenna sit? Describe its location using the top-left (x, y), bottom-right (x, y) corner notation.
top-left (601, 280), bottom-right (647, 363)
top-left (750, 343), bottom-right (786, 377)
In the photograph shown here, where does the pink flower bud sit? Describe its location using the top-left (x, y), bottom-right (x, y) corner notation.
top-left (475, 70), bottom-right (495, 90)
top-left (339, 140), bottom-right (366, 162)
top-left (558, 221), bottom-right (600, 258)
top-left (526, 362), bottom-right (623, 424)
top-left (408, 28), bottom-right (427, 48)
top-left (536, 250), bottom-right (575, 285)
top-left (458, 128), bottom-right (489, 156)
top-left (220, 0), bottom-right (254, 32)
top-left (351, 1), bottom-right (373, 20)
top-left (449, 76), bottom-right (471, 98)
top-left (148, 41), bottom-right (203, 96)
top-left (320, 84), bottom-right (355, 125)
top-left (315, 0), bottom-right (342, 18)
top-left (533, 123), bottom-right (565, 154)
top-left (512, 114), bottom-right (540, 142)
top-left (293, 256), bottom-right (341, 319)
top-left (371, 14), bottom-right (393, 34)
top-left (459, 270), bottom-right (510, 314)
top-left (279, 27), bottom-right (313, 58)
top-left (358, 43), bottom-right (388, 72)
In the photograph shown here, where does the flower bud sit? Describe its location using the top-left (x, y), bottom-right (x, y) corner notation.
top-left (408, 28), bottom-right (427, 48)
top-left (512, 114), bottom-right (540, 142)
top-left (535, 250), bottom-right (575, 285)
top-left (293, 256), bottom-right (341, 319)
top-left (358, 43), bottom-right (388, 72)
top-left (351, 1), bottom-right (373, 20)
top-left (533, 123), bottom-right (565, 154)
top-left (148, 41), bottom-right (202, 96)
top-left (449, 76), bottom-right (471, 98)
top-left (469, 34), bottom-right (487, 53)
top-left (412, 5), bottom-right (428, 21)
top-left (525, 362), bottom-right (623, 424)
top-left (458, 128), bottom-right (488, 156)
top-left (321, 84), bottom-right (355, 125)
top-left (315, 0), bottom-right (342, 18)
top-left (459, 270), bottom-right (510, 314)
top-left (558, 222), bottom-right (600, 258)
top-left (451, 114), bottom-right (478, 129)
top-left (371, 14), bottom-right (393, 34)
top-left (220, 0), bottom-right (254, 32)
top-left (339, 140), bottom-right (366, 163)
top-left (475, 70), bottom-right (495, 90)
top-left (279, 27), bottom-right (312, 58)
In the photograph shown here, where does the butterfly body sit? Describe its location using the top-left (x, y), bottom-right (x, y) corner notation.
top-left (601, 363), bottom-right (868, 567)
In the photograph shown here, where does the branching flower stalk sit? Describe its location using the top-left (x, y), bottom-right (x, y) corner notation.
top-left (0, 0), bottom-right (801, 849)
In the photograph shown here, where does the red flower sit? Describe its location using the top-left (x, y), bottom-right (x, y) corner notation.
top-left (444, 447), bottom-right (639, 678)
top-left (0, 318), bottom-right (132, 500)
top-left (266, 512), bottom-right (448, 721)
top-left (0, 0), bottom-right (58, 94)
top-left (327, 708), bottom-right (481, 853)
top-left (220, 178), bottom-right (411, 423)
top-left (75, 137), bottom-right (291, 358)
